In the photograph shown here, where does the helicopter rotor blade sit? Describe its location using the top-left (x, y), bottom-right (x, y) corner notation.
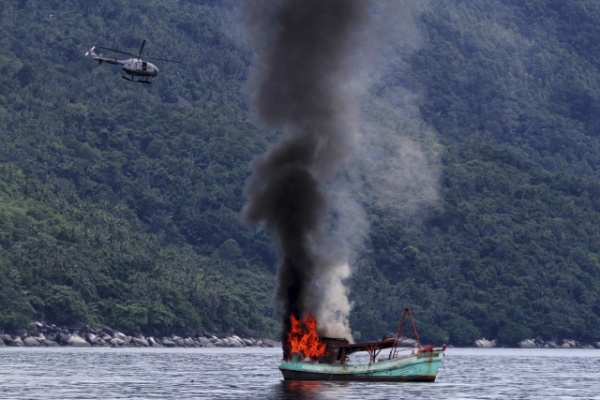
top-left (84, 45), bottom-right (95, 56)
top-left (97, 41), bottom-right (179, 63)
top-left (144, 55), bottom-right (181, 64)
top-left (138, 39), bottom-right (146, 59)
top-left (97, 46), bottom-right (138, 58)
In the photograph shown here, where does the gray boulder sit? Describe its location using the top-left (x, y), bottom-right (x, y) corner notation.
top-left (226, 336), bottom-right (245, 348)
top-left (0, 334), bottom-right (13, 345)
top-left (147, 337), bottom-right (162, 347)
top-left (197, 337), bottom-right (214, 348)
top-left (67, 334), bottom-right (91, 347)
top-left (86, 333), bottom-right (98, 343)
top-left (44, 332), bottom-right (58, 342)
top-left (474, 338), bottom-right (496, 348)
top-left (261, 338), bottom-right (280, 348)
top-left (31, 334), bottom-right (46, 344)
top-left (89, 337), bottom-right (108, 346)
top-left (23, 337), bottom-right (41, 347)
top-left (132, 337), bottom-right (149, 347)
top-left (518, 339), bottom-right (537, 348)
top-left (109, 338), bottom-right (125, 347)
top-left (57, 332), bottom-right (72, 345)
top-left (32, 322), bottom-right (45, 330)
top-left (398, 338), bottom-right (419, 347)
top-left (8, 337), bottom-right (24, 347)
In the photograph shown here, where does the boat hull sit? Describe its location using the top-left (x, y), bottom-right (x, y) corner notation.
top-left (280, 349), bottom-right (444, 382)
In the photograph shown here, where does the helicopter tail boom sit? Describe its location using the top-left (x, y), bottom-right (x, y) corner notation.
top-left (85, 45), bottom-right (123, 65)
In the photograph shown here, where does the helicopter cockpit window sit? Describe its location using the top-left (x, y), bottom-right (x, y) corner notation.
top-left (142, 61), bottom-right (147, 71)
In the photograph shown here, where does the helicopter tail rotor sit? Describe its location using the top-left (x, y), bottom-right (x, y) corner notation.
top-left (84, 46), bottom-right (97, 57)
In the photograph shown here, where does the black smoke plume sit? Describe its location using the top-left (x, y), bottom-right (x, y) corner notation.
top-left (242, 0), bottom-right (369, 354)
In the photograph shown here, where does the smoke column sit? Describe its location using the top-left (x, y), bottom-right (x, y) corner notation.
top-left (242, 0), bottom-right (370, 353)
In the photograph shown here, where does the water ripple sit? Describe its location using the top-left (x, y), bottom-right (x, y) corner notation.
top-left (0, 347), bottom-right (599, 399)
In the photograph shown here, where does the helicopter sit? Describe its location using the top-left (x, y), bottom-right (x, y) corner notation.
top-left (85, 39), bottom-right (179, 83)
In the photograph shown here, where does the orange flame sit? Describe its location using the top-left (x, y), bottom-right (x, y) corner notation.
top-left (287, 313), bottom-right (327, 359)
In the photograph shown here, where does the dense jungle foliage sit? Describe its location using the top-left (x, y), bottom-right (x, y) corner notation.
top-left (1, 0), bottom-right (600, 346)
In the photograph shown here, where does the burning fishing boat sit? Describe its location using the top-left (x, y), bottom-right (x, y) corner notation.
top-left (241, 0), bottom-right (443, 383)
top-left (279, 308), bottom-right (445, 382)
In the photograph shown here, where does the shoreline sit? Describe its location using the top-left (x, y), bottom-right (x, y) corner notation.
top-left (2, 323), bottom-right (599, 350)
top-left (473, 337), bottom-right (600, 350)
top-left (0, 322), bottom-right (282, 349)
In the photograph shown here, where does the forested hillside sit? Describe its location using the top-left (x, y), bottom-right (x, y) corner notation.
top-left (0, 0), bottom-right (279, 338)
top-left (1, 0), bottom-right (600, 346)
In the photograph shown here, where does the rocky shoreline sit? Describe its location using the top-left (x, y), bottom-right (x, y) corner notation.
top-left (3, 323), bottom-right (600, 350)
top-left (0, 322), bottom-right (282, 348)
top-left (474, 337), bottom-right (600, 349)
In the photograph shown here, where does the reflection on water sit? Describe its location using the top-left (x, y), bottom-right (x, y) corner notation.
top-left (0, 347), bottom-right (599, 399)
top-left (269, 381), bottom-right (352, 400)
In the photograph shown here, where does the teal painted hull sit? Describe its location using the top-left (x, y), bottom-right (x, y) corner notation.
top-left (280, 349), bottom-right (444, 382)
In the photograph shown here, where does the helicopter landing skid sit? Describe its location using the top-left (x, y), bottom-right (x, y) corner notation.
top-left (122, 75), bottom-right (152, 84)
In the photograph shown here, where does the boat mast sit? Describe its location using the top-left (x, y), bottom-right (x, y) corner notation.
top-left (390, 307), bottom-right (422, 358)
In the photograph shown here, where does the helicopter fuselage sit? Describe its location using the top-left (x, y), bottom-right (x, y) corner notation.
top-left (122, 58), bottom-right (158, 78)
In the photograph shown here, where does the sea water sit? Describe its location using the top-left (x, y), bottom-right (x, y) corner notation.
top-left (0, 347), bottom-right (598, 399)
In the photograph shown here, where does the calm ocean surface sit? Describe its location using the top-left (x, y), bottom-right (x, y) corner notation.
top-left (0, 347), bottom-right (599, 399)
